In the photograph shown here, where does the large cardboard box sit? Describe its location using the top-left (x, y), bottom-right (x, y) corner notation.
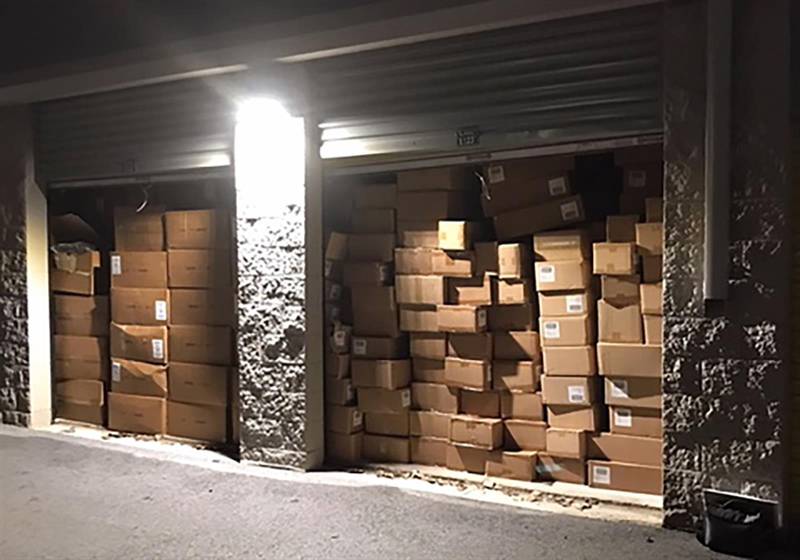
top-left (325, 232), bottom-right (349, 261)
top-left (588, 433), bottom-right (662, 467)
top-left (326, 351), bottom-right (351, 380)
top-left (53, 335), bottom-right (109, 380)
top-left (597, 343), bottom-right (662, 378)
top-left (410, 437), bottom-right (449, 466)
top-left (539, 315), bottom-right (594, 347)
top-left (534, 261), bottom-right (591, 292)
top-left (397, 167), bottom-right (468, 192)
top-left (351, 335), bottom-right (408, 360)
top-left (481, 164), bottom-right (573, 217)
top-left (588, 460), bottom-right (662, 495)
top-left (493, 331), bottom-right (540, 361)
top-left (395, 248), bottom-right (437, 275)
top-left (541, 375), bottom-right (597, 406)
top-left (165, 210), bottom-right (230, 250)
top-left (110, 358), bottom-right (167, 397)
top-left (498, 243), bottom-right (532, 279)
top-left (635, 222), bottom-right (663, 256)
top-left (597, 300), bottom-right (643, 343)
top-left (547, 405), bottom-right (603, 431)
top-left (500, 392), bottom-right (544, 421)
top-left (536, 453), bottom-right (585, 484)
top-left (53, 295), bottom-right (109, 336)
top-left (448, 333), bottom-right (493, 361)
top-left (111, 288), bottom-right (169, 325)
top-left (641, 255), bottom-right (663, 283)
top-left (411, 358), bottom-right (446, 383)
top-left (460, 389), bottom-right (500, 417)
top-left (351, 360), bottom-right (411, 390)
top-left (485, 451), bottom-right (538, 481)
top-left (326, 431), bottom-right (363, 464)
top-left (601, 275), bottom-right (641, 306)
top-left (436, 305), bottom-right (488, 333)
top-left (546, 428), bottom-right (586, 460)
top-left (537, 291), bottom-right (593, 317)
top-left (438, 221), bottom-right (486, 251)
top-left (609, 406), bottom-right (662, 438)
top-left (533, 229), bottom-right (590, 262)
top-left (56, 400), bottom-right (105, 426)
top-left (397, 220), bottom-right (439, 248)
top-left (431, 250), bottom-right (474, 278)
top-left (542, 346), bottom-right (596, 377)
top-left (444, 357), bottom-right (491, 390)
top-left (593, 243), bottom-right (637, 275)
top-left (410, 333), bottom-right (447, 359)
top-left (488, 304), bottom-right (536, 332)
top-left (343, 262), bottom-right (391, 286)
top-left (450, 415), bottom-right (503, 449)
top-left (168, 362), bottom-right (229, 406)
top-left (365, 412), bottom-right (409, 437)
top-left (110, 252), bottom-right (167, 289)
top-left (410, 410), bottom-right (451, 439)
top-left (448, 275), bottom-right (495, 305)
top-left (167, 250), bottom-right (231, 288)
top-left (446, 443), bottom-right (502, 474)
top-left (645, 197), bottom-right (663, 222)
top-left (348, 234), bottom-right (395, 262)
top-left (110, 324), bottom-right (168, 365)
top-left (114, 207), bottom-right (164, 251)
top-left (395, 275), bottom-right (446, 305)
top-left (169, 288), bottom-right (233, 326)
top-left (474, 242), bottom-right (499, 276)
top-left (493, 195), bottom-right (585, 240)
top-left (351, 208), bottom-right (396, 234)
top-left (606, 215), bottom-right (639, 243)
top-left (504, 419), bottom-right (546, 451)
top-left (643, 315), bottom-right (663, 344)
top-left (352, 286), bottom-right (401, 337)
top-left (167, 401), bottom-right (226, 443)
top-left (604, 377), bottom-right (662, 410)
top-left (640, 282), bottom-right (663, 315)
top-left (357, 387), bottom-right (411, 414)
top-left (492, 361), bottom-right (540, 392)
top-left (108, 392), bottom-right (166, 434)
top-left (497, 279), bottom-right (533, 304)
top-left (397, 191), bottom-right (471, 222)
top-left (398, 305), bottom-right (437, 333)
top-left (354, 183), bottom-right (397, 208)
top-left (362, 434), bottom-right (410, 463)
top-left (326, 378), bottom-right (355, 406)
top-left (50, 251), bottom-right (103, 296)
top-left (169, 325), bottom-right (232, 365)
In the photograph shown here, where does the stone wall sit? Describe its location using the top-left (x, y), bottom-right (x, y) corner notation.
top-left (662, 0), bottom-right (793, 530)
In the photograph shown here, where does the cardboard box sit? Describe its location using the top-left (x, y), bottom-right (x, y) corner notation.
top-left (598, 300), bottom-right (643, 344)
top-left (534, 261), bottom-right (591, 292)
top-left (53, 295), bottom-right (109, 336)
top-left (597, 343), bottom-right (662, 378)
top-left (110, 323), bottom-right (168, 365)
top-left (500, 392), bottom-right (544, 421)
top-left (53, 335), bottom-right (109, 380)
top-left (536, 454), bottom-right (585, 484)
top-left (111, 288), bottom-right (169, 325)
top-left (444, 357), bottom-right (491, 390)
top-left (365, 412), bottom-right (409, 437)
top-left (397, 220), bottom-right (440, 248)
top-left (398, 305), bottom-right (437, 333)
top-left (165, 210), bottom-right (230, 250)
top-left (169, 325), bottom-right (232, 366)
top-left (169, 288), bottom-right (233, 326)
top-left (395, 275), bottom-right (446, 305)
top-left (411, 382), bottom-right (458, 412)
top-left (357, 387), bottom-right (411, 413)
top-left (504, 419), bottom-right (547, 451)
top-left (493, 195), bottom-right (585, 240)
top-left (481, 166), bottom-right (573, 217)
top-left (326, 351), bottom-right (351, 380)
top-left (497, 279), bottom-right (533, 304)
top-left (395, 248), bottom-right (436, 275)
top-left (167, 401), bottom-right (226, 443)
top-left (55, 379), bottom-right (105, 406)
top-left (546, 428), bottom-right (586, 459)
top-left (330, 323), bottom-right (352, 354)
top-left (438, 221), bottom-right (485, 251)
top-left (533, 229), bottom-right (590, 262)
top-left (411, 358), bottom-right (446, 383)
top-left (354, 183), bottom-right (397, 209)
top-left (397, 167), bottom-right (468, 192)
top-left (167, 250), bottom-right (231, 288)
top-left (114, 207), bottom-right (164, 251)
top-left (108, 392), bottom-right (166, 434)
top-left (643, 315), bottom-right (663, 344)
top-left (492, 361), bottom-right (540, 392)
top-left (498, 243), bottom-right (532, 279)
top-left (604, 377), bottom-right (662, 410)
top-left (325, 232), bottom-right (349, 261)
top-left (601, 275), bottom-right (641, 306)
top-left (410, 436), bottom-right (448, 466)
top-left (50, 250), bottom-right (103, 296)
top-left (485, 450), bottom-right (538, 481)
top-left (448, 333), bottom-right (493, 361)
top-left (326, 378), bottom-right (355, 406)
top-left (343, 262), bottom-right (391, 286)
top-left (168, 362), bottom-right (229, 406)
top-left (351, 335), bottom-right (408, 360)
top-left (446, 443), bottom-right (502, 474)
top-left (645, 197), bottom-right (663, 222)
top-left (640, 282), bottom-right (663, 315)
top-left (537, 291), bottom-right (593, 317)
top-left (606, 215), bottom-right (639, 243)
top-left (431, 250), bottom-right (474, 277)
top-left (362, 434), bottom-right (410, 463)
top-left (593, 243), bottom-right (637, 275)
top-left (351, 208), bottom-right (396, 234)
top-left (539, 315), bottom-right (594, 347)
top-left (447, 275), bottom-right (495, 305)
top-left (474, 242), bottom-right (499, 276)
top-left (588, 433), bottom-right (662, 467)
top-left (348, 234), bottom-right (395, 262)
top-left (353, 287), bottom-right (400, 337)
top-left (410, 410), bottom-right (451, 438)
top-left (351, 360), bottom-right (411, 390)
top-left (542, 345), bottom-right (596, 377)
top-left (450, 415), bottom-right (503, 449)
top-left (460, 389), bottom-right (500, 417)
top-left (436, 305), bottom-right (487, 333)
top-left (397, 191), bottom-right (471, 222)
top-left (547, 405), bottom-right (603, 431)
top-left (488, 304), bottom-right (536, 332)
top-left (635, 223), bottom-right (663, 256)
top-left (493, 331), bottom-right (540, 361)
top-left (609, 406), bottom-right (662, 438)
top-left (641, 255), bottom-right (662, 283)
top-left (326, 431), bottom-right (362, 464)
top-left (622, 162), bottom-right (663, 195)
top-left (110, 252), bottom-right (167, 289)
top-left (110, 358), bottom-right (167, 397)
top-left (55, 400), bottom-right (105, 426)
top-left (541, 375), bottom-right (596, 405)
top-left (588, 460), bottom-right (662, 495)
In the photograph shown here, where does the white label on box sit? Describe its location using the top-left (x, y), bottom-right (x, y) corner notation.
top-left (353, 338), bottom-right (367, 355)
top-left (614, 408), bottom-right (633, 428)
top-left (629, 170), bottom-right (647, 188)
top-left (401, 389), bottom-right (411, 407)
top-left (111, 255), bottom-right (122, 275)
top-left (111, 362), bottom-right (121, 382)
top-left (346, 383), bottom-right (355, 402)
top-left (593, 465), bottom-right (611, 485)
top-left (378, 265), bottom-right (389, 283)
top-left (567, 385), bottom-right (586, 403)
top-left (610, 379), bottom-right (629, 399)
top-left (543, 321), bottom-right (561, 339)
top-left (352, 410), bottom-right (363, 427)
top-left (324, 260), bottom-right (333, 277)
top-left (477, 308), bottom-right (487, 328)
top-left (565, 294), bottom-right (584, 314)
top-left (154, 300), bottom-right (168, 321)
top-left (151, 339), bottom-right (164, 360)
top-left (548, 176), bottom-right (568, 196)
top-left (538, 265), bottom-right (556, 284)
top-left (560, 201), bottom-right (580, 221)
top-left (329, 284), bottom-right (342, 300)
top-left (488, 165), bottom-right (505, 184)
top-left (334, 330), bottom-right (346, 346)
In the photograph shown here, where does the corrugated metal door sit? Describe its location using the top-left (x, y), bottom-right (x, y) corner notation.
top-left (308, 5), bottom-right (663, 164)
top-left (791, 110), bottom-right (800, 525)
top-left (34, 77), bottom-right (238, 184)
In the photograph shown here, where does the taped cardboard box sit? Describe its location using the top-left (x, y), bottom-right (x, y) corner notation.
top-left (643, 315), bottom-right (663, 345)
top-left (111, 288), bottom-right (169, 325)
top-left (588, 460), bottom-right (662, 495)
top-left (497, 279), bottom-right (533, 304)
top-left (536, 453), bottom-right (585, 484)
top-left (53, 295), bottom-right (109, 336)
top-left (448, 333), bottom-right (493, 361)
top-left (170, 288), bottom-right (233, 326)
top-left (412, 358), bottom-right (446, 383)
top-left (343, 262), bottom-right (391, 286)
top-left (108, 392), bottom-right (166, 435)
top-left (110, 323), bottom-right (168, 365)
top-left (504, 419), bottom-right (547, 451)
top-left (460, 389), bottom-right (500, 417)
top-left (357, 387), bottom-right (411, 414)
top-left (351, 208), bottom-right (396, 234)
top-left (437, 305), bottom-right (488, 333)
top-left (431, 250), bottom-right (474, 277)
top-left (348, 234), bottom-right (395, 262)
top-left (601, 275), bottom-right (641, 306)
top-left (593, 243), bottom-right (637, 276)
top-left (167, 250), bottom-right (231, 289)
top-left (597, 343), bottom-right (662, 378)
top-left (411, 382), bottom-right (459, 413)
top-left (326, 431), bottom-right (363, 465)
top-left (397, 191), bottom-right (472, 222)
top-left (588, 433), bottom-right (662, 467)
top-left (410, 436), bottom-right (448, 466)
top-left (56, 379), bottom-right (105, 406)
top-left (438, 221), bottom-right (486, 251)
top-left (110, 252), bottom-right (167, 289)
top-left (114, 207), bottom-right (164, 251)
top-left (481, 166), bottom-right (573, 217)
top-left (485, 450), bottom-right (538, 481)
top-left (325, 232), bottom-right (349, 261)
top-left (609, 406), bottom-right (662, 438)
top-left (351, 359), bottom-right (411, 390)
top-left (606, 215), bottom-right (639, 243)
top-left (395, 275), bottom-right (447, 305)
top-left (546, 428), bottom-right (586, 460)
top-left (537, 291), bottom-right (593, 318)
top-left (539, 315), bottom-right (594, 347)
top-left (488, 304), bottom-right (536, 332)
top-left (542, 345), bottom-right (597, 377)
top-left (169, 325), bottom-right (232, 366)
top-left (533, 229), bottom-right (590, 262)
top-left (444, 357), bottom-right (491, 390)
top-left (494, 195), bottom-right (585, 240)
top-left (448, 275), bottom-right (495, 305)
top-left (167, 401), bottom-right (226, 443)
top-left (642, 255), bottom-right (663, 283)
top-left (110, 358), bottom-right (167, 397)
top-left (598, 300), bottom-right (643, 344)
top-left (165, 210), bottom-right (230, 250)
top-left (500, 392), bottom-right (544, 421)
top-left (635, 223), bottom-right (663, 257)
top-left (395, 248), bottom-right (437, 274)
top-left (446, 443), bottom-right (502, 474)
top-left (410, 410), bottom-right (452, 438)
top-left (547, 405), bottom-right (603, 431)
top-left (450, 415), bottom-right (503, 449)
top-left (168, 362), bottom-right (229, 406)
top-left (492, 361), bottom-right (540, 392)
top-left (397, 220), bottom-right (440, 248)
top-left (365, 412), bottom-right (409, 437)
top-left (362, 434), bottom-right (410, 463)
top-left (53, 335), bottom-right (109, 381)
top-left (474, 242), bottom-right (499, 276)
top-left (326, 351), bottom-right (351, 380)
top-left (398, 305), bottom-right (437, 333)
top-left (534, 261), bottom-right (591, 292)
top-left (397, 166), bottom-right (469, 192)
top-left (351, 335), bottom-right (408, 359)
top-left (604, 377), bottom-right (662, 410)
top-left (497, 243), bottom-right (532, 279)
top-left (541, 375), bottom-right (597, 406)
top-left (326, 377), bottom-right (355, 406)
top-left (56, 400), bottom-right (106, 426)
top-left (354, 183), bottom-right (397, 209)
top-left (493, 331), bottom-right (540, 361)
top-left (50, 250), bottom-right (104, 296)
top-left (640, 282), bottom-right (663, 315)
top-left (645, 197), bottom-right (663, 222)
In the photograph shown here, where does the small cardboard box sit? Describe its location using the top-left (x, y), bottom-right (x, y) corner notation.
top-left (411, 358), bottom-right (447, 383)
top-left (431, 250), bottom-right (474, 277)
top-left (167, 250), bottom-right (231, 289)
top-left (110, 323), bottom-right (168, 365)
top-left (641, 255), bottom-right (663, 283)
top-left (504, 419), bottom-right (547, 451)
top-left (635, 223), bottom-right (663, 257)
top-left (438, 221), bottom-right (486, 251)
top-left (410, 382), bottom-right (459, 413)
top-left (541, 375), bottom-right (597, 406)
top-left (410, 410), bottom-right (452, 439)
top-left (53, 335), bottom-right (109, 380)
top-left (397, 220), bottom-right (440, 248)
top-left (604, 377), bottom-right (662, 410)
top-left (539, 315), bottom-right (594, 347)
top-left (53, 295), bottom-right (109, 336)
top-left (542, 345), bottom-right (597, 377)
top-left (395, 275), bottom-right (447, 305)
top-left (493, 195), bottom-right (585, 240)
top-left (474, 242), bottom-right (499, 276)
top-left (537, 454), bottom-right (586, 484)
top-left (498, 243), bottom-right (532, 279)
top-left (395, 248), bottom-right (437, 275)
top-left (606, 215), bottom-right (639, 243)
top-left (446, 443), bottom-right (502, 474)
top-left (325, 232), bottom-right (349, 261)
top-left (114, 207), bottom-right (164, 251)
top-left (354, 183), bottom-right (397, 208)
top-left (493, 331), bottom-right (540, 361)
top-left (546, 428), bottom-right (586, 460)
top-left (110, 358), bottom-right (167, 397)
top-left (326, 351), bottom-right (351, 380)
top-left (598, 300), bottom-right (643, 343)
top-left (488, 304), bottom-right (536, 332)
top-left (537, 291), bottom-right (594, 317)
top-left (325, 378), bottom-right (355, 406)
top-left (643, 315), bottom-right (663, 344)
top-left (351, 335), bottom-right (408, 360)
top-left (356, 387), bottom-right (411, 413)
top-left (50, 250), bottom-right (104, 296)
top-left (397, 166), bottom-right (468, 192)
top-left (497, 279), bottom-right (533, 304)
top-left (343, 262), bottom-right (391, 286)
top-left (593, 243), bottom-right (637, 275)
top-left (444, 357), bottom-right (491, 391)
top-left (362, 434), bottom-right (410, 463)
top-left (486, 451), bottom-right (538, 481)
top-left (164, 209), bottom-right (230, 250)
top-left (588, 461), bottom-right (662, 495)
top-left (410, 436), bottom-right (449, 466)
top-left (169, 288), bottom-right (233, 326)
top-left (168, 325), bottom-right (232, 366)
top-left (640, 282), bottom-right (663, 315)
top-left (108, 392), bottom-right (166, 435)
top-left (597, 343), bottom-right (662, 378)
top-left (167, 401), bottom-right (227, 443)
top-left (348, 234), bottom-right (395, 262)
top-left (500, 392), bottom-right (544, 421)
top-left (460, 389), bottom-right (501, 418)
top-left (645, 197), bottom-right (663, 222)
top-left (609, 406), bottom-right (662, 438)
top-left (533, 229), bottom-right (590, 262)
top-left (110, 252), bottom-right (167, 289)
top-left (351, 208), bottom-right (396, 234)
top-left (436, 305), bottom-right (488, 333)
top-left (448, 333), bottom-right (493, 360)
top-left (534, 261), bottom-right (591, 292)
top-left (601, 275), bottom-right (641, 306)
top-left (397, 191), bottom-right (471, 222)
top-left (351, 360), bottom-right (412, 390)
top-left (448, 275), bottom-right (495, 305)
top-left (410, 333), bottom-right (447, 359)
top-left (55, 400), bottom-right (106, 426)
top-left (450, 415), bottom-right (503, 449)
top-left (364, 412), bottom-right (409, 437)
top-left (330, 323), bottom-right (352, 354)
top-left (588, 433), bottom-right (662, 467)
top-left (492, 361), bottom-right (540, 392)
top-left (326, 431), bottom-right (363, 465)
top-left (111, 288), bottom-right (169, 325)
top-left (56, 379), bottom-right (105, 406)
top-left (168, 362), bottom-right (228, 406)
top-left (398, 305), bottom-right (437, 333)
top-left (547, 405), bottom-right (603, 431)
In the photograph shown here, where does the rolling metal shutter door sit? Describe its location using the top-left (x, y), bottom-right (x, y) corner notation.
top-left (309, 5), bottom-right (663, 164)
top-left (34, 77), bottom-right (237, 184)
top-left (792, 112), bottom-right (800, 522)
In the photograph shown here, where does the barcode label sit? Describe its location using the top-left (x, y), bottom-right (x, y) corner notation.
top-left (477, 308), bottom-right (487, 328)
top-left (593, 465), bottom-right (611, 485)
top-left (629, 170), bottom-right (647, 188)
top-left (543, 321), bottom-right (560, 339)
top-left (538, 265), bottom-right (556, 283)
top-left (353, 339), bottom-right (367, 355)
top-left (111, 362), bottom-right (121, 382)
top-left (352, 410), bottom-right (363, 427)
top-left (151, 339), bottom-right (164, 360)
top-left (560, 201), bottom-right (580, 221)
top-left (548, 176), bottom-right (568, 196)
top-left (401, 389), bottom-right (411, 407)
top-left (488, 165), bottom-right (505, 184)
top-left (568, 385), bottom-right (586, 403)
top-left (614, 408), bottom-right (633, 428)
top-left (111, 255), bottom-right (122, 275)
top-left (565, 294), bottom-right (584, 313)
top-left (611, 379), bottom-right (629, 399)
top-left (154, 300), bottom-right (168, 321)
top-left (334, 330), bottom-right (346, 346)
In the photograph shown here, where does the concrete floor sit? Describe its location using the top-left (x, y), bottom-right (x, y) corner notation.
top-left (0, 425), bottom-right (730, 560)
